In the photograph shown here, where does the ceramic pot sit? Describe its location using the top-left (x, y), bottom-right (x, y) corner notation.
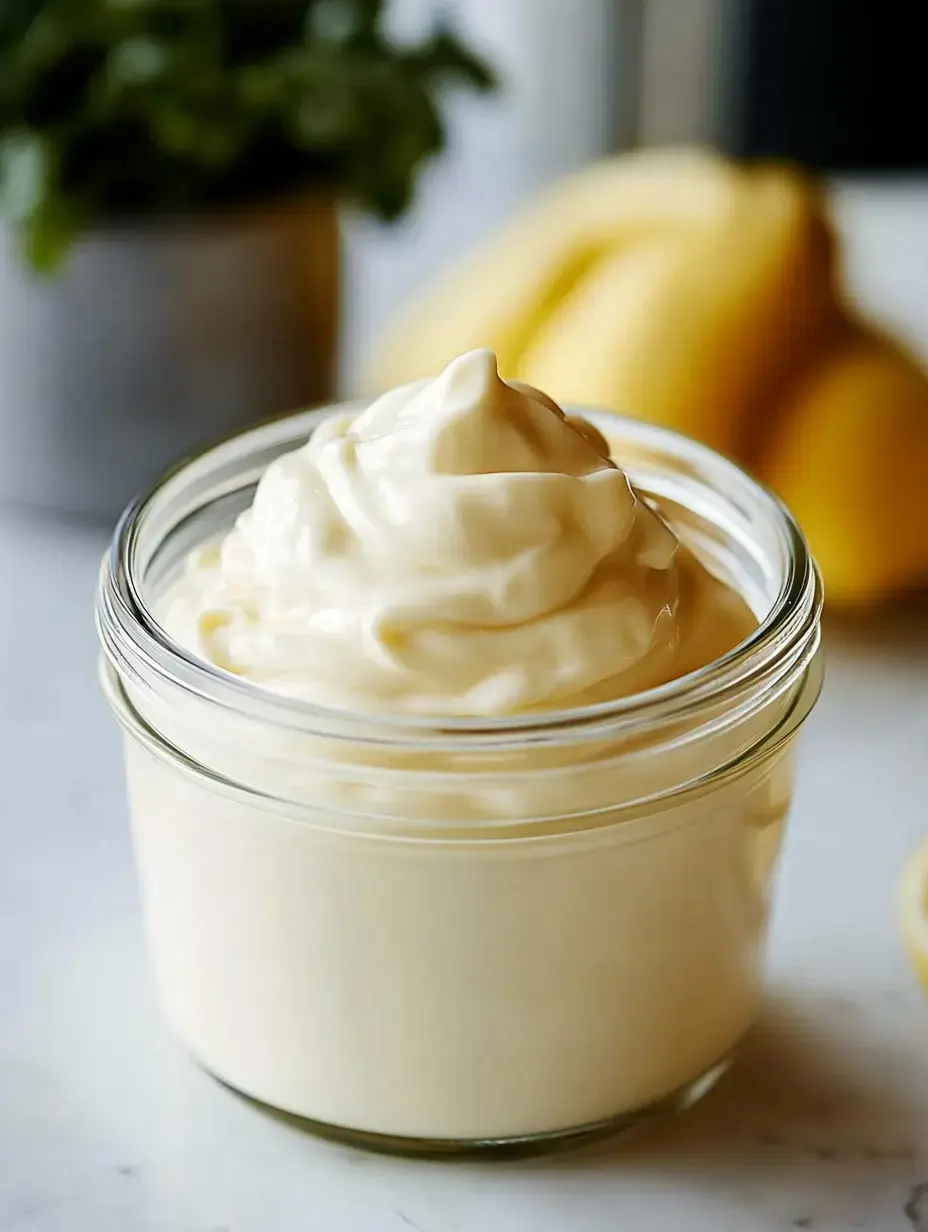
top-left (0, 197), bottom-right (338, 519)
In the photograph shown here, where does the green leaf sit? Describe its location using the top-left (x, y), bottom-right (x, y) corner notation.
top-left (237, 63), bottom-right (283, 110)
top-left (21, 196), bottom-right (84, 276)
top-left (151, 105), bottom-right (248, 166)
top-left (107, 37), bottom-right (170, 88)
top-left (305, 0), bottom-right (374, 46)
top-left (0, 131), bottom-right (52, 223)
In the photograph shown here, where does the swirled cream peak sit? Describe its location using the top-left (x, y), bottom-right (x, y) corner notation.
top-left (163, 349), bottom-right (689, 715)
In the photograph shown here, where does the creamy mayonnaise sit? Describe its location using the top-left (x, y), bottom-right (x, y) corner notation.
top-left (102, 352), bottom-right (820, 1146)
top-left (164, 349), bottom-right (744, 715)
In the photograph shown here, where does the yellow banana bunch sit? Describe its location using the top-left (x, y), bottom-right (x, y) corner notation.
top-left (371, 147), bottom-right (928, 607)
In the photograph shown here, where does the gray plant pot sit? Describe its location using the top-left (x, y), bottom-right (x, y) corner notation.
top-left (0, 197), bottom-right (338, 520)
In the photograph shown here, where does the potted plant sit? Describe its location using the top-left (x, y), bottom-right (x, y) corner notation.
top-left (0, 0), bottom-right (493, 516)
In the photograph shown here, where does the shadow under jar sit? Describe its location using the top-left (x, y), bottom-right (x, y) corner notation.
top-left (96, 406), bottom-right (823, 1156)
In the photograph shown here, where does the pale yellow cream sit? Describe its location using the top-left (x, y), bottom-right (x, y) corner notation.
top-left (164, 348), bottom-right (752, 712)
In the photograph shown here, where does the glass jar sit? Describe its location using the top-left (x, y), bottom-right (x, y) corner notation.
top-left (96, 405), bottom-right (823, 1155)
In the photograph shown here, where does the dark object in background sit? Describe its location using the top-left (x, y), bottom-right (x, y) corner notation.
top-left (723, 0), bottom-right (928, 171)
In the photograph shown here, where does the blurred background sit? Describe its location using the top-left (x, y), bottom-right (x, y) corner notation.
top-left (1, 0), bottom-right (927, 607)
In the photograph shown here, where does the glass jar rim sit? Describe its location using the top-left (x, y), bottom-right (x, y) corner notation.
top-left (96, 401), bottom-right (822, 751)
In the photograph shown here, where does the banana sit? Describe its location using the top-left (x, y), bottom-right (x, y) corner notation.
top-left (758, 325), bottom-right (928, 605)
top-left (518, 166), bottom-right (835, 455)
top-left (370, 147), bottom-right (749, 392)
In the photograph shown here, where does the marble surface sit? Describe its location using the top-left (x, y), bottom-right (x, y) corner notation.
top-left (3, 180), bottom-right (928, 1230)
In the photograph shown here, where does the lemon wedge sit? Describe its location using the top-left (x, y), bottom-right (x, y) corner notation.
top-left (900, 839), bottom-right (928, 991)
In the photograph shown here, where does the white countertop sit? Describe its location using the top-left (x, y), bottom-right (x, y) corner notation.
top-left (3, 181), bottom-right (928, 1231)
